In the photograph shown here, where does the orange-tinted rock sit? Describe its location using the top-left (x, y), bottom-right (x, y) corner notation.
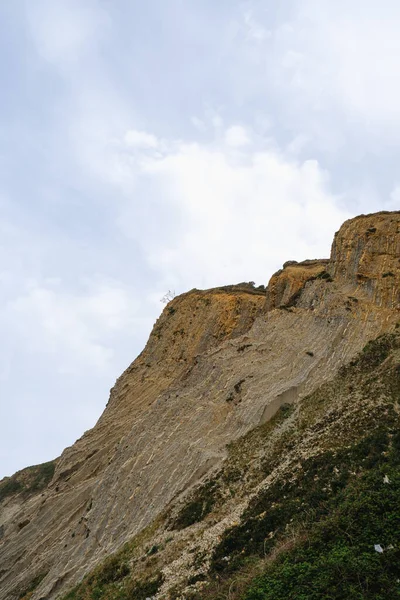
top-left (265, 259), bottom-right (329, 310)
top-left (330, 211), bottom-right (400, 308)
top-left (1, 211), bottom-right (399, 600)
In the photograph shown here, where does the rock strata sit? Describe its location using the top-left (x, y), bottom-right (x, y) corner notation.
top-left (0, 211), bottom-right (399, 600)
top-left (265, 259), bottom-right (329, 310)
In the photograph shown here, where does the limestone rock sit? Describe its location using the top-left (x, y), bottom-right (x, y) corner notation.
top-left (330, 211), bottom-right (400, 308)
top-left (265, 259), bottom-right (329, 310)
top-left (0, 211), bottom-right (399, 600)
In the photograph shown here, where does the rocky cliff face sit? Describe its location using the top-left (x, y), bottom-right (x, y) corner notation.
top-left (0, 211), bottom-right (399, 600)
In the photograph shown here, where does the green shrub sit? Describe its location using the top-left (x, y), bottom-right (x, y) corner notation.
top-left (0, 478), bottom-right (23, 502)
top-left (171, 480), bottom-right (220, 530)
top-left (245, 465), bottom-right (400, 599)
top-left (94, 555), bottom-right (130, 585)
top-left (27, 461), bottom-right (56, 493)
top-left (126, 572), bottom-right (164, 600)
top-left (0, 461), bottom-right (56, 504)
top-left (211, 427), bottom-right (398, 574)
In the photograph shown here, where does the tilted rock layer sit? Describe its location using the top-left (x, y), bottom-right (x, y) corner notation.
top-left (0, 211), bottom-right (399, 600)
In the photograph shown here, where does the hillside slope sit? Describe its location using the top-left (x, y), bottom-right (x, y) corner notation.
top-left (0, 211), bottom-right (399, 600)
top-left (61, 326), bottom-right (400, 600)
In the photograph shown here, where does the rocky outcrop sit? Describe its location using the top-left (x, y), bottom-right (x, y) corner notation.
top-left (264, 259), bottom-right (329, 310)
top-left (330, 211), bottom-right (400, 308)
top-left (0, 211), bottom-right (399, 600)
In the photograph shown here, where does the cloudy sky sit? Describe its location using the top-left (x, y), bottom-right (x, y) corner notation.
top-left (0, 0), bottom-right (399, 477)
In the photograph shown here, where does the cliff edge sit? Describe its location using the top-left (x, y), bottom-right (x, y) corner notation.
top-left (0, 211), bottom-right (399, 600)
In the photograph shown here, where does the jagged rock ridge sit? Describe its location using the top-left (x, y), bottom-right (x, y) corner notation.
top-left (0, 211), bottom-right (399, 600)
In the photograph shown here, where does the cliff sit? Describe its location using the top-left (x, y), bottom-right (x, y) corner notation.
top-left (0, 211), bottom-right (399, 600)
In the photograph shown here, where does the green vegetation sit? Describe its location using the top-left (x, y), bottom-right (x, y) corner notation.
top-left (358, 332), bottom-right (397, 368)
top-left (126, 572), bottom-right (164, 600)
top-left (189, 420), bottom-right (400, 600)
top-left (18, 572), bottom-right (48, 600)
top-left (170, 479), bottom-right (220, 530)
top-left (245, 440), bottom-right (400, 599)
top-left (0, 478), bottom-right (23, 502)
top-left (0, 461), bottom-right (56, 503)
top-left (190, 331), bottom-right (400, 599)
top-left (63, 566), bottom-right (163, 600)
top-left (27, 461), bottom-right (56, 493)
top-left (146, 544), bottom-right (159, 556)
top-left (221, 400), bottom-right (296, 487)
top-left (89, 556), bottom-right (130, 586)
top-left (60, 515), bottom-right (167, 600)
top-left (61, 330), bottom-right (400, 600)
top-left (211, 426), bottom-right (399, 574)
top-left (316, 270), bottom-right (334, 282)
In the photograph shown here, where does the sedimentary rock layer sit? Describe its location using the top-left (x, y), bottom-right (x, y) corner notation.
top-left (0, 211), bottom-right (399, 600)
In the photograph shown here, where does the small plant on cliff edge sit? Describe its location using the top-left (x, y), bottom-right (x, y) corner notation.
top-left (160, 290), bottom-right (176, 304)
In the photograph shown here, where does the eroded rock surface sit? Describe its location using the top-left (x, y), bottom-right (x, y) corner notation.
top-left (264, 259), bottom-right (329, 310)
top-left (0, 211), bottom-right (399, 600)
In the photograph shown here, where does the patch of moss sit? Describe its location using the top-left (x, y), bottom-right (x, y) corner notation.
top-left (27, 461), bottom-right (56, 494)
top-left (245, 462), bottom-right (400, 599)
top-left (171, 479), bottom-right (220, 530)
top-left (18, 572), bottom-right (48, 600)
top-left (0, 461), bottom-right (56, 503)
top-left (61, 515), bottom-right (167, 600)
top-left (211, 425), bottom-right (398, 574)
top-left (0, 478), bottom-right (23, 502)
top-left (90, 555), bottom-right (130, 586)
top-left (358, 333), bottom-right (397, 369)
top-left (126, 572), bottom-right (164, 600)
top-left (316, 270), bottom-right (334, 282)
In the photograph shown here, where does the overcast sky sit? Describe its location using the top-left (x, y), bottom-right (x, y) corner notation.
top-left (0, 0), bottom-right (399, 478)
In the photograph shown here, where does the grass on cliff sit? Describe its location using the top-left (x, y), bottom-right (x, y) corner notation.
top-left (244, 439), bottom-right (400, 600)
top-left (0, 461), bottom-right (56, 503)
top-left (61, 516), bottom-right (167, 600)
top-left (18, 572), bottom-right (48, 600)
top-left (60, 331), bottom-right (400, 600)
top-left (62, 562), bottom-right (164, 600)
top-left (190, 424), bottom-right (400, 600)
top-left (169, 479), bottom-right (221, 530)
top-left (189, 332), bottom-right (400, 599)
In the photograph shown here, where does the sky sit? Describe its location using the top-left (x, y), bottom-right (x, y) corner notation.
top-left (0, 0), bottom-right (399, 478)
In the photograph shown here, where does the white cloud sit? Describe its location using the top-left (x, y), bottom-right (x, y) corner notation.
top-left (26, 0), bottom-right (108, 66)
top-left (4, 0), bottom-right (399, 479)
top-left (286, 134), bottom-right (310, 156)
top-left (225, 125), bottom-right (251, 147)
top-left (8, 281), bottom-right (139, 374)
top-left (267, 1), bottom-right (400, 141)
top-left (243, 9), bottom-right (271, 42)
top-left (388, 186), bottom-right (400, 210)
top-left (124, 130), bottom-right (159, 149)
top-left (115, 127), bottom-right (351, 290)
top-left (191, 116), bottom-right (207, 132)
